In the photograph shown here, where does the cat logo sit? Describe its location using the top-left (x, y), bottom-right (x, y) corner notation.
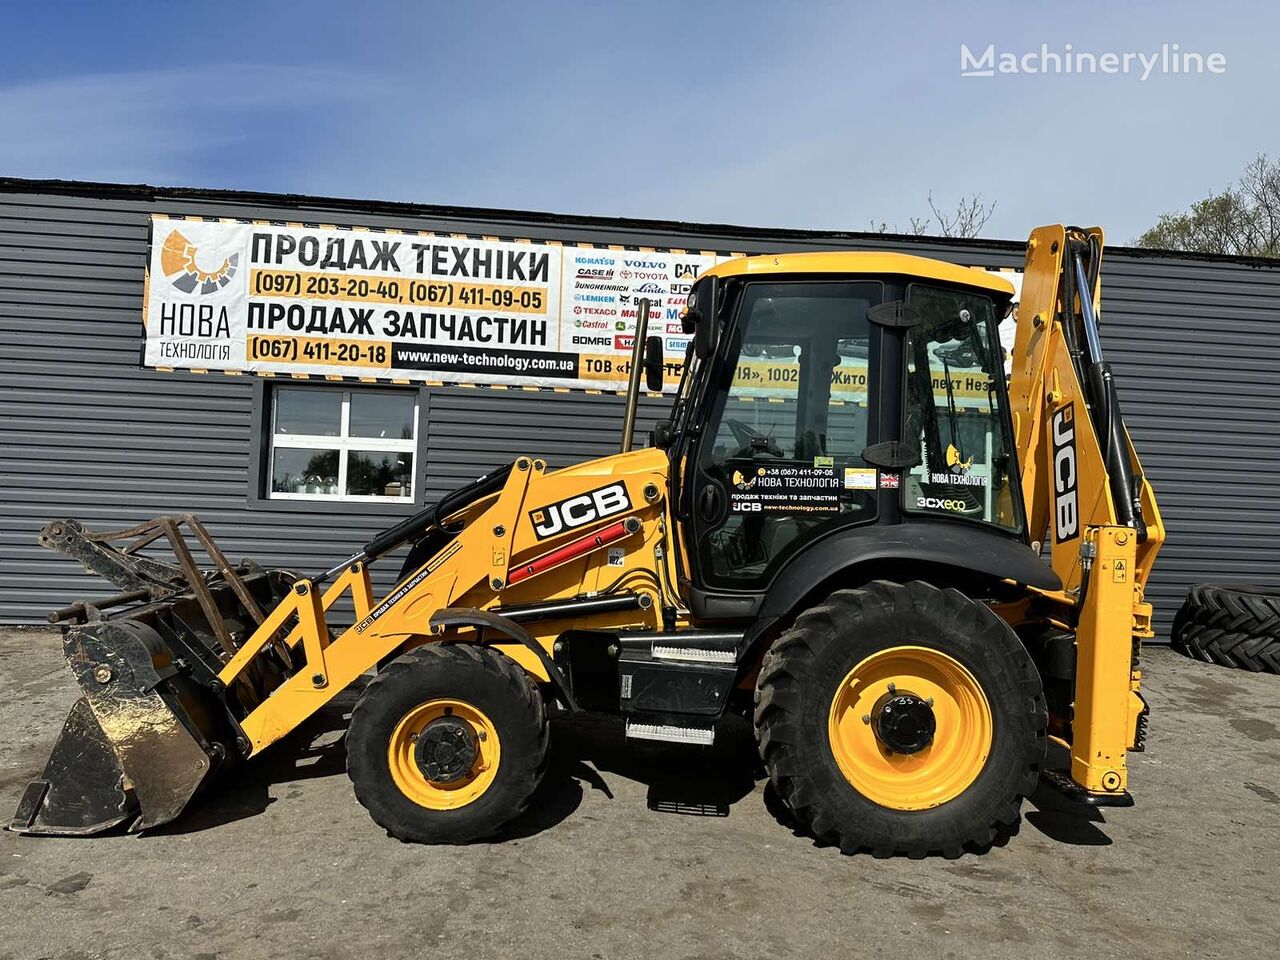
top-left (159, 229), bottom-right (239, 295)
top-left (945, 443), bottom-right (974, 473)
top-left (732, 467), bottom-right (765, 491)
top-left (529, 482), bottom-right (632, 540)
top-left (1051, 403), bottom-right (1079, 542)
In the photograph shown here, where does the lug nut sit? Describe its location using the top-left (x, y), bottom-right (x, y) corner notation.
top-left (93, 665), bottom-right (113, 684)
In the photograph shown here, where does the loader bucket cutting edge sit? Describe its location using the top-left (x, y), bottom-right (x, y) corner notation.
top-left (10, 619), bottom-right (227, 835)
top-left (9, 565), bottom-right (298, 837)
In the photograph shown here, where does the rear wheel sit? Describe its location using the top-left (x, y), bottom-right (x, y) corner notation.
top-left (755, 580), bottom-right (1046, 857)
top-left (347, 643), bottom-right (548, 843)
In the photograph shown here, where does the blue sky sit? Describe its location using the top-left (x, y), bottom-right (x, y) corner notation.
top-left (0, 1), bottom-right (1270, 243)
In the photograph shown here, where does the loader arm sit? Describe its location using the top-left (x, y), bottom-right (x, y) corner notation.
top-left (1008, 225), bottom-right (1166, 801)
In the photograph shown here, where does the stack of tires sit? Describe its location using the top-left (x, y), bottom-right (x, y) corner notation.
top-left (1172, 584), bottom-right (1280, 673)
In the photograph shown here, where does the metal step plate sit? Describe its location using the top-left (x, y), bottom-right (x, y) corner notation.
top-left (650, 644), bottom-right (735, 664)
top-left (624, 720), bottom-right (715, 746)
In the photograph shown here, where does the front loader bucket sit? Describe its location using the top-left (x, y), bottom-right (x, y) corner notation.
top-left (11, 515), bottom-right (299, 836)
top-left (12, 620), bottom-right (228, 835)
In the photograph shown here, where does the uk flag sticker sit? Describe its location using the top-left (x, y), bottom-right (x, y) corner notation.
top-left (879, 472), bottom-right (901, 489)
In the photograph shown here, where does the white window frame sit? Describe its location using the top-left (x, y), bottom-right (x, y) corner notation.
top-left (269, 388), bottom-right (419, 503)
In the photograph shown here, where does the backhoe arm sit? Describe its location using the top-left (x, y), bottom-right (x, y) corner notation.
top-left (1009, 225), bottom-right (1166, 802)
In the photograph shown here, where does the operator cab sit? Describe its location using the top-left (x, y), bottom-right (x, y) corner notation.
top-left (658, 253), bottom-right (1040, 615)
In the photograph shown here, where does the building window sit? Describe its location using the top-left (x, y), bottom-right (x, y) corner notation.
top-left (269, 387), bottom-right (417, 501)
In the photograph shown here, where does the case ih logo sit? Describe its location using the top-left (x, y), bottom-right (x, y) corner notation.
top-left (529, 482), bottom-right (632, 540)
top-left (577, 268), bottom-right (614, 281)
top-left (159, 229), bottom-right (238, 295)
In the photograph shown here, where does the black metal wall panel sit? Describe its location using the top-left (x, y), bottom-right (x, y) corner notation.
top-left (2, 179), bottom-right (1277, 638)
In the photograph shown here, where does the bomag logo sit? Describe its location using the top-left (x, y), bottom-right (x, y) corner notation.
top-left (159, 229), bottom-right (239, 295)
top-left (529, 482), bottom-right (631, 540)
top-left (1051, 403), bottom-right (1079, 542)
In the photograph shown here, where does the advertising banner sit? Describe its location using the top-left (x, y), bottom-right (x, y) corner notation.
top-left (143, 216), bottom-right (717, 392)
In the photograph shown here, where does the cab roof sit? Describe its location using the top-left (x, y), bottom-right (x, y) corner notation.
top-left (703, 251), bottom-right (1017, 297)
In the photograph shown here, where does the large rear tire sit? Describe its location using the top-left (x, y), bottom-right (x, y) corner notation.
top-left (754, 580), bottom-right (1046, 858)
top-left (346, 643), bottom-right (548, 843)
top-left (1172, 584), bottom-right (1280, 673)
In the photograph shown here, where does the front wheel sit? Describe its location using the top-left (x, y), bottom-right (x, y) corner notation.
top-left (754, 580), bottom-right (1046, 858)
top-left (347, 643), bottom-right (548, 843)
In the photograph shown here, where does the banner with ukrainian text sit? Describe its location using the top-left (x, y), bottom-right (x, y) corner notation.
top-left (143, 216), bottom-right (717, 391)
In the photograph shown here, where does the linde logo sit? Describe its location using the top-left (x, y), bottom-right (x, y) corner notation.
top-left (634, 282), bottom-right (664, 293)
top-left (529, 483), bottom-right (632, 540)
top-left (961, 42), bottom-right (1227, 80)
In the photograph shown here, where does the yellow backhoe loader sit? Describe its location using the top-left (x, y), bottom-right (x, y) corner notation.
top-left (11, 225), bottom-right (1163, 857)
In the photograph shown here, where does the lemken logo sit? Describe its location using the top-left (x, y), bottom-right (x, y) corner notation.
top-left (160, 229), bottom-right (238, 295)
top-left (529, 482), bottom-right (632, 540)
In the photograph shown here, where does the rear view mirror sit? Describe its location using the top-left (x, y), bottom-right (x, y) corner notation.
top-left (689, 276), bottom-right (719, 359)
top-left (643, 335), bottom-right (664, 392)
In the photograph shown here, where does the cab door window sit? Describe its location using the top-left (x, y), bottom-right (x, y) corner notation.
top-left (693, 281), bottom-right (882, 588)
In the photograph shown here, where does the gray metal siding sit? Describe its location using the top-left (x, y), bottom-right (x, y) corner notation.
top-left (2, 183), bottom-right (1277, 639)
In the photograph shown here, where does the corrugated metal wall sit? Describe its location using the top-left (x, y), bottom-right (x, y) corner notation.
top-left (2, 180), bottom-right (1277, 636)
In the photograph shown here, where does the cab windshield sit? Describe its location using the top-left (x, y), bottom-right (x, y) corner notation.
top-left (902, 283), bottom-right (1023, 534)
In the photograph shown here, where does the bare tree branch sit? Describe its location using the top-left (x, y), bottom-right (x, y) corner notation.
top-left (1137, 154), bottom-right (1280, 257)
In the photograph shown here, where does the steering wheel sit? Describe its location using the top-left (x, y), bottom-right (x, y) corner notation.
top-left (725, 418), bottom-right (784, 458)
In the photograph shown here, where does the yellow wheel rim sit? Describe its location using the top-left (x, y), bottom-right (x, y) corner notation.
top-left (827, 645), bottom-right (992, 811)
top-left (387, 699), bottom-right (501, 810)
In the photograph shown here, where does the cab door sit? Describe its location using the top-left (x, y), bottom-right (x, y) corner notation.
top-left (684, 280), bottom-right (884, 593)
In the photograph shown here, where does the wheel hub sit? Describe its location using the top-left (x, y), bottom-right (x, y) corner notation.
top-left (873, 692), bottom-right (937, 755)
top-left (414, 716), bottom-right (478, 784)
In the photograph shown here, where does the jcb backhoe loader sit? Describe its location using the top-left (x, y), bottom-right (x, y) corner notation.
top-left (11, 225), bottom-right (1163, 857)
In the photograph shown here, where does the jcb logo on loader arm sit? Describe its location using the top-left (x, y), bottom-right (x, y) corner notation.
top-left (529, 482), bottom-right (632, 540)
top-left (1051, 404), bottom-right (1079, 542)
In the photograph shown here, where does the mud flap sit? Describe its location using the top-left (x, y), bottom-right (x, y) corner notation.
top-left (10, 620), bottom-right (230, 836)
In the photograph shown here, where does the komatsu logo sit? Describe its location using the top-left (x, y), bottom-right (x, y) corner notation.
top-left (1051, 404), bottom-right (1079, 542)
top-left (529, 482), bottom-right (631, 540)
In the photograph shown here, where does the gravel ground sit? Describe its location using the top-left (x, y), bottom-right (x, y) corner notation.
top-left (1, 629), bottom-right (1277, 960)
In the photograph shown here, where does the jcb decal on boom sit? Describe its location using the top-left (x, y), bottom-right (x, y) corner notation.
top-left (1051, 403), bottom-right (1079, 542)
top-left (530, 482), bottom-right (632, 540)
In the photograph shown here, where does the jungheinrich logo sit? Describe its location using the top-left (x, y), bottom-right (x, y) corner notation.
top-left (528, 482), bottom-right (632, 540)
top-left (160, 229), bottom-right (239, 295)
